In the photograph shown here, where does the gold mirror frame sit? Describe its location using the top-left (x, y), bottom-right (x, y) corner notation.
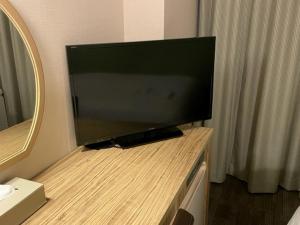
top-left (0, 0), bottom-right (44, 170)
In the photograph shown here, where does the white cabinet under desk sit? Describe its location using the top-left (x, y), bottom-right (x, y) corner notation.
top-left (22, 127), bottom-right (213, 225)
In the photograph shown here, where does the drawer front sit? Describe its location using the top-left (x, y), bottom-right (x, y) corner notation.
top-left (179, 162), bottom-right (208, 225)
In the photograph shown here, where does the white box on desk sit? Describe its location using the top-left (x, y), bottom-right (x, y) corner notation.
top-left (0, 177), bottom-right (46, 225)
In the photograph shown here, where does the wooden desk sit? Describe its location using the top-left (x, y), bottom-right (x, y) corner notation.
top-left (0, 120), bottom-right (32, 161)
top-left (23, 127), bottom-right (212, 225)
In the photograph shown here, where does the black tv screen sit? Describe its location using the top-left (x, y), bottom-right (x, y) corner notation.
top-left (67, 37), bottom-right (215, 146)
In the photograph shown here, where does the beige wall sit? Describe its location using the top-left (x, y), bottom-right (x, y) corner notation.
top-left (123, 0), bottom-right (164, 41)
top-left (0, 0), bottom-right (199, 182)
top-left (164, 0), bottom-right (199, 39)
top-left (123, 0), bottom-right (198, 41)
top-left (0, 0), bottom-right (124, 182)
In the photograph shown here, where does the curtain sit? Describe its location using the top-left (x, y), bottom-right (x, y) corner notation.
top-left (0, 10), bottom-right (35, 128)
top-left (199, 0), bottom-right (300, 193)
top-left (0, 87), bottom-right (8, 130)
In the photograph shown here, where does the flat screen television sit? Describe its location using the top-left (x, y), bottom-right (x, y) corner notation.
top-left (66, 37), bottom-right (215, 148)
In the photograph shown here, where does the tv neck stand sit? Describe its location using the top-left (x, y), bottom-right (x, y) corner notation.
top-left (86, 127), bottom-right (183, 150)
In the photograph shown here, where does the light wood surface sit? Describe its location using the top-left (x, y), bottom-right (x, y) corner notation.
top-left (0, 0), bottom-right (45, 170)
top-left (0, 120), bottom-right (32, 161)
top-left (23, 127), bottom-right (212, 225)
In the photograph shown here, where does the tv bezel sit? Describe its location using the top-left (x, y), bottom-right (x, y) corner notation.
top-left (66, 37), bottom-right (215, 146)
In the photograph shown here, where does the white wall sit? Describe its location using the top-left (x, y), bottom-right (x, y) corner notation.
top-left (164, 0), bottom-right (199, 39)
top-left (123, 0), bottom-right (164, 41)
top-left (0, 0), bottom-right (124, 182)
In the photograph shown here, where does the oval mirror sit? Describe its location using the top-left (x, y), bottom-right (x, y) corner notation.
top-left (0, 0), bottom-right (44, 170)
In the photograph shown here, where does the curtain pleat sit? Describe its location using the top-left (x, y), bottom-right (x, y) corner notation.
top-left (0, 11), bottom-right (22, 125)
top-left (199, 0), bottom-right (300, 192)
top-left (0, 11), bottom-right (35, 127)
top-left (10, 22), bottom-right (36, 120)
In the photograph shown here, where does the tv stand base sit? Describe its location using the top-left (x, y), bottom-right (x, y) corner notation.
top-left (85, 127), bottom-right (183, 150)
top-left (114, 127), bottom-right (183, 149)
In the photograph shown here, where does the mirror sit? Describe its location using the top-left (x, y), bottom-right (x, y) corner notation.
top-left (0, 0), bottom-right (44, 170)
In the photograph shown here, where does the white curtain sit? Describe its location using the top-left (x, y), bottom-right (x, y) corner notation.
top-left (0, 10), bottom-right (35, 128)
top-left (199, 0), bottom-right (300, 193)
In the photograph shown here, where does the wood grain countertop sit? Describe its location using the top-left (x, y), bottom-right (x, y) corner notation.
top-left (0, 120), bottom-right (32, 161)
top-left (23, 127), bottom-right (212, 225)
